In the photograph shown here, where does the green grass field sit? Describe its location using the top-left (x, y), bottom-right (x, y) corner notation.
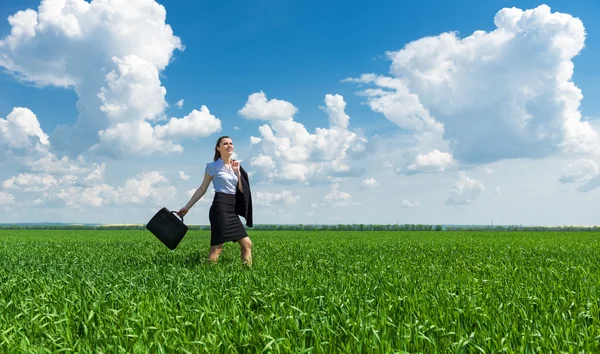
top-left (1, 230), bottom-right (599, 353)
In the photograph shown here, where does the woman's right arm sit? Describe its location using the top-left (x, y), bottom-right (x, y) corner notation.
top-left (177, 173), bottom-right (213, 216)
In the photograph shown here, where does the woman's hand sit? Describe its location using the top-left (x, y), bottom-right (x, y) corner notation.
top-left (177, 207), bottom-right (189, 218)
top-left (232, 160), bottom-right (241, 176)
top-left (232, 160), bottom-right (243, 193)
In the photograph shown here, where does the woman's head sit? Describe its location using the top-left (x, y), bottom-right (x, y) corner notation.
top-left (213, 135), bottom-right (233, 161)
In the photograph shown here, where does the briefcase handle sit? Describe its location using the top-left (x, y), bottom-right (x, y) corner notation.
top-left (172, 210), bottom-right (184, 223)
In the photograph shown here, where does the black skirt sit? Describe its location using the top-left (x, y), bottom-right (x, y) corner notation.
top-left (209, 192), bottom-right (248, 246)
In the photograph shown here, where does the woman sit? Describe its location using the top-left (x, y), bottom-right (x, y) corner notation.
top-left (177, 136), bottom-right (253, 266)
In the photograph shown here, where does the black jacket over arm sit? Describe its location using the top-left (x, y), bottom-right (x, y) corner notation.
top-left (234, 165), bottom-right (253, 227)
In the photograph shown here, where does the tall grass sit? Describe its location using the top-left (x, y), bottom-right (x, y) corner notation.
top-left (0, 230), bottom-right (599, 353)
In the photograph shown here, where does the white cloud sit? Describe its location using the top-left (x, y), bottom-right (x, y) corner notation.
top-left (250, 136), bottom-right (262, 146)
top-left (2, 9), bottom-right (38, 51)
top-left (577, 176), bottom-right (600, 193)
top-left (360, 177), bottom-right (377, 188)
top-left (179, 171), bottom-right (190, 181)
top-left (55, 184), bottom-right (116, 208)
top-left (97, 55), bottom-right (168, 124)
top-left (241, 92), bottom-right (367, 184)
top-left (446, 172), bottom-right (485, 206)
top-left (254, 190), bottom-right (300, 206)
top-left (3, 173), bottom-right (60, 192)
top-left (116, 172), bottom-right (175, 204)
top-left (321, 94), bottom-right (350, 129)
top-left (54, 171), bottom-right (177, 207)
top-left (328, 176), bottom-right (347, 184)
top-left (176, 99), bottom-right (184, 109)
top-left (278, 163), bottom-right (311, 183)
top-left (362, 129), bottom-right (451, 179)
top-left (345, 4), bottom-right (600, 171)
top-left (154, 106), bottom-right (222, 140)
top-left (251, 154), bottom-right (276, 171)
top-left (401, 200), bottom-right (419, 208)
top-left (239, 91), bottom-right (298, 121)
top-left (93, 64), bottom-right (221, 157)
top-left (0, 107), bottom-right (49, 149)
top-left (26, 150), bottom-right (101, 177)
top-left (344, 74), bottom-right (441, 132)
top-left (559, 159), bottom-right (599, 183)
top-left (322, 184), bottom-right (360, 208)
top-left (0, 192), bottom-right (16, 205)
top-left (406, 149), bottom-right (454, 173)
top-left (3, 147), bottom-right (177, 208)
top-left (0, 0), bottom-right (220, 157)
top-left (82, 163), bottom-right (105, 186)
top-left (0, 106), bottom-right (112, 192)
top-left (555, 158), bottom-right (600, 193)
top-left (92, 120), bottom-right (184, 157)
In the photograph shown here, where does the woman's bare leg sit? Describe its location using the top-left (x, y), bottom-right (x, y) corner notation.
top-left (238, 237), bottom-right (252, 266)
top-left (207, 244), bottom-right (223, 263)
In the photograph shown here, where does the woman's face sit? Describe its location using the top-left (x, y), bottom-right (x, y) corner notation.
top-left (218, 138), bottom-right (234, 157)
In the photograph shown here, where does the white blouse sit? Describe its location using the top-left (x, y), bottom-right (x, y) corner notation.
top-left (205, 158), bottom-right (239, 194)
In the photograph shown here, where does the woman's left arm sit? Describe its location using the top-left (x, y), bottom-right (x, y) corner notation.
top-left (237, 171), bottom-right (243, 192)
top-left (234, 161), bottom-right (243, 192)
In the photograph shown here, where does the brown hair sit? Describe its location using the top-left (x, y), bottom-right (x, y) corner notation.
top-left (213, 135), bottom-right (231, 161)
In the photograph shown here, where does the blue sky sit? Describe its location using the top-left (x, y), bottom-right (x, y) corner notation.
top-left (1, 0), bottom-right (600, 225)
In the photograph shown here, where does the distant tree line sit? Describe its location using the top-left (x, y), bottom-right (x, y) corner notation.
top-left (0, 224), bottom-right (599, 231)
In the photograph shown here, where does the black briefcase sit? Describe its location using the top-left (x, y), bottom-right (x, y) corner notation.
top-left (146, 207), bottom-right (188, 250)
